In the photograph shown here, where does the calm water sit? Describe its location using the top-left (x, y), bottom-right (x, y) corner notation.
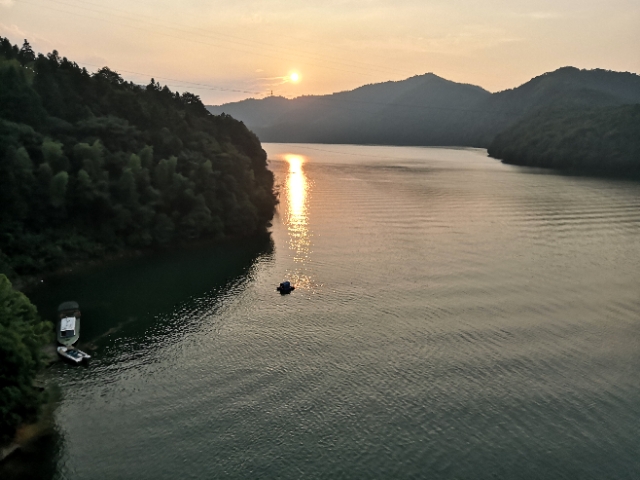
top-left (4, 145), bottom-right (640, 479)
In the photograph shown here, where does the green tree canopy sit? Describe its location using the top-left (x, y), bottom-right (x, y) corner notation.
top-left (0, 36), bottom-right (277, 280)
top-left (0, 274), bottom-right (52, 444)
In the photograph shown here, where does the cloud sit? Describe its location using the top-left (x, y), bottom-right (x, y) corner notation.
top-left (344, 27), bottom-right (523, 57)
top-left (0, 23), bottom-right (55, 51)
top-left (521, 12), bottom-right (562, 20)
top-left (255, 75), bottom-right (291, 87)
top-left (240, 13), bottom-right (263, 25)
top-left (0, 23), bottom-right (24, 38)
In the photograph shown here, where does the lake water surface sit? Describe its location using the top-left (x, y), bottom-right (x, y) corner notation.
top-left (5, 145), bottom-right (640, 479)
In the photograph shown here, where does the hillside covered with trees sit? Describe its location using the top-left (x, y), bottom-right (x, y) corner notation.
top-left (208, 67), bottom-right (640, 149)
top-left (208, 74), bottom-right (493, 146)
top-left (487, 104), bottom-right (640, 174)
top-left (0, 38), bottom-right (277, 281)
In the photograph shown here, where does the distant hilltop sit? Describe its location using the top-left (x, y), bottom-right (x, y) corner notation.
top-left (207, 67), bottom-right (640, 149)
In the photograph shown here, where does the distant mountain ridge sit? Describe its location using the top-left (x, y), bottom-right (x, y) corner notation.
top-left (207, 67), bottom-right (640, 147)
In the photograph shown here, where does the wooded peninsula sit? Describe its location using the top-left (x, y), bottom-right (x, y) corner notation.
top-left (0, 37), bottom-right (277, 283)
top-left (488, 104), bottom-right (640, 173)
top-left (0, 37), bottom-right (277, 446)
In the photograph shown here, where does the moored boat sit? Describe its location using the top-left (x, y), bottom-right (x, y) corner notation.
top-left (57, 301), bottom-right (81, 347)
top-left (57, 346), bottom-right (91, 364)
top-left (276, 281), bottom-right (295, 294)
top-left (56, 301), bottom-right (90, 363)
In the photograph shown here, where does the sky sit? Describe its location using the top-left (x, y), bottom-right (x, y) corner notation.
top-left (1, 0), bottom-right (639, 105)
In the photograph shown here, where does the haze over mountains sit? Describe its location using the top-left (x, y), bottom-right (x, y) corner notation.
top-left (207, 67), bottom-right (640, 148)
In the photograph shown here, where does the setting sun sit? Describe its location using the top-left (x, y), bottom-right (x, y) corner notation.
top-left (290, 72), bottom-right (300, 83)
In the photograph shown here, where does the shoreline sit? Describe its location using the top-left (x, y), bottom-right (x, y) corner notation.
top-left (0, 444), bottom-right (20, 463)
top-left (2, 229), bottom-right (273, 463)
top-left (0, 390), bottom-right (57, 464)
top-left (495, 157), bottom-right (640, 181)
top-left (15, 228), bottom-right (273, 294)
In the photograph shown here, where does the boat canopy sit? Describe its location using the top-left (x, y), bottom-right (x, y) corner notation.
top-left (60, 316), bottom-right (76, 337)
top-left (58, 301), bottom-right (79, 312)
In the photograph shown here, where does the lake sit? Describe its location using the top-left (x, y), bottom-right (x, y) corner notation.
top-left (4, 145), bottom-right (640, 479)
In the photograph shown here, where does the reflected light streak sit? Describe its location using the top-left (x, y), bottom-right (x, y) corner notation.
top-left (284, 154), bottom-right (312, 287)
top-left (287, 155), bottom-right (306, 218)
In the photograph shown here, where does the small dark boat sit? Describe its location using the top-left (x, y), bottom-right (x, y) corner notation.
top-left (276, 281), bottom-right (295, 294)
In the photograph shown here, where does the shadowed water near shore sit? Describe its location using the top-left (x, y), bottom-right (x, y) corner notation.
top-left (4, 145), bottom-right (640, 479)
top-left (2, 236), bottom-right (274, 480)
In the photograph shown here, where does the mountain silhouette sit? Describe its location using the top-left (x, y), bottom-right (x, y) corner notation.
top-left (207, 67), bottom-right (640, 147)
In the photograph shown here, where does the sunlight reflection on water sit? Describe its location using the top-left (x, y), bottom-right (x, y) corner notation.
top-left (284, 154), bottom-right (313, 288)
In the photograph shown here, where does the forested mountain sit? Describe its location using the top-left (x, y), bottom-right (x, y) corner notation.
top-left (470, 67), bottom-right (640, 145)
top-left (207, 67), bottom-right (640, 147)
top-left (0, 37), bottom-right (277, 281)
top-left (488, 104), bottom-right (640, 173)
top-left (208, 74), bottom-right (492, 145)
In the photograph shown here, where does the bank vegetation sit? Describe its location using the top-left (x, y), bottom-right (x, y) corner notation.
top-left (0, 38), bottom-right (277, 282)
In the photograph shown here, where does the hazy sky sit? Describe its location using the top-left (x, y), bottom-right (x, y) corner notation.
top-left (1, 0), bottom-right (639, 104)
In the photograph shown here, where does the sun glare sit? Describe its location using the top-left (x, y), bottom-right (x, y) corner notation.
top-left (290, 72), bottom-right (300, 83)
top-left (284, 154), bottom-right (306, 219)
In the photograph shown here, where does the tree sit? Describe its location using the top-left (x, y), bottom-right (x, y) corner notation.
top-left (18, 40), bottom-right (35, 63)
top-left (49, 171), bottom-right (69, 208)
top-left (0, 274), bottom-right (52, 444)
top-left (94, 66), bottom-right (123, 85)
top-left (42, 139), bottom-right (69, 173)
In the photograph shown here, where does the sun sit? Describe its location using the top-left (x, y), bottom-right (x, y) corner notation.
top-left (290, 72), bottom-right (300, 83)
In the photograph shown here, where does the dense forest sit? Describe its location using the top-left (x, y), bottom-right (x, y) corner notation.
top-left (0, 37), bottom-right (277, 282)
top-left (488, 105), bottom-right (640, 173)
top-left (0, 274), bottom-right (52, 444)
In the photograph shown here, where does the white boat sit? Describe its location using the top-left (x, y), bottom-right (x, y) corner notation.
top-left (57, 346), bottom-right (91, 364)
top-left (57, 301), bottom-right (81, 347)
top-left (55, 301), bottom-right (91, 363)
